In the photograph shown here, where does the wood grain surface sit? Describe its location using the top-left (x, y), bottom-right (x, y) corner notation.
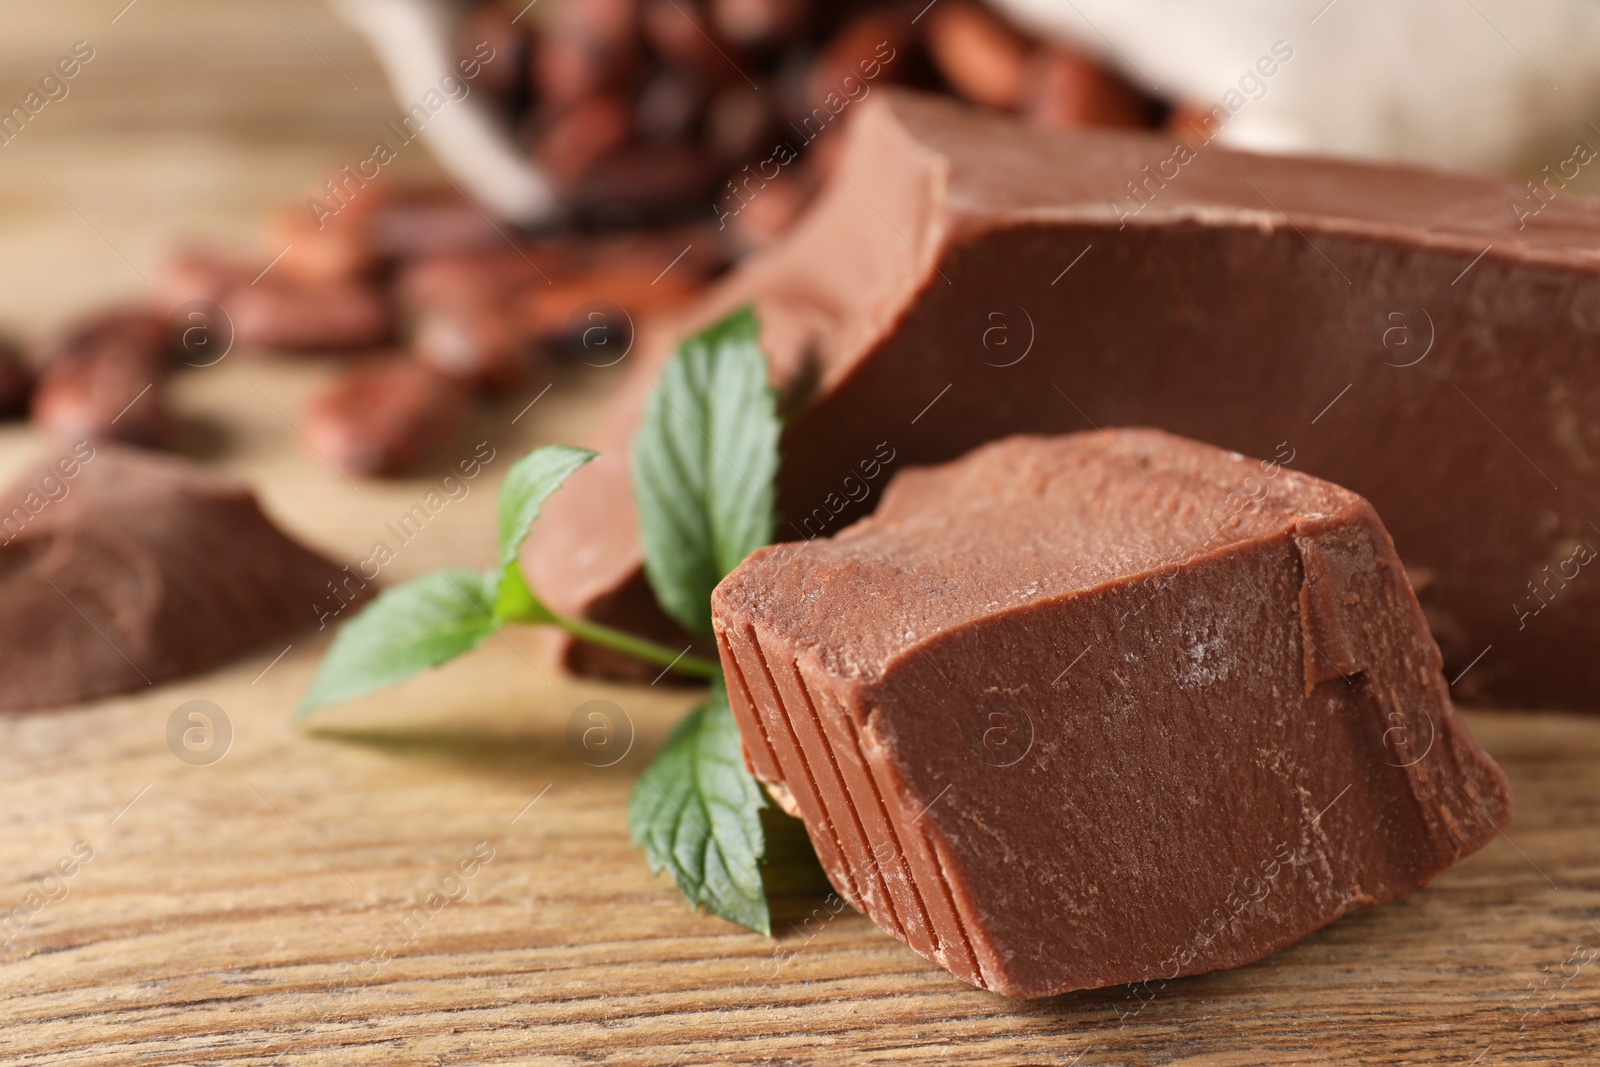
top-left (1, 3), bottom-right (1598, 1065)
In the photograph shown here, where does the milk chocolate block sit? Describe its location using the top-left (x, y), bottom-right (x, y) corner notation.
top-left (525, 89), bottom-right (1600, 709)
top-left (711, 431), bottom-right (1511, 998)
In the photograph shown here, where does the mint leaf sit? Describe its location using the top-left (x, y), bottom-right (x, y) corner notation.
top-left (628, 307), bottom-right (781, 932)
top-left (498, 445), bottom-right (597, 571)
top-left (299, 569), bottom-right (497, 715)
top-left (631, 306), bottom-right (778, 639)
top-left (491, 561), bottom-right (548, 624)
top-left (629, 679), bottom-right (770, 934)
top-left (492, 445), bottom-right (595, 623)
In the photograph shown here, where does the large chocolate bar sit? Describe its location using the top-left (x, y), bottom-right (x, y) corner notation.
top-left (711, 430), bottom-right (1512, 997)
top-left (524, 88), bottom-right (1600, 709)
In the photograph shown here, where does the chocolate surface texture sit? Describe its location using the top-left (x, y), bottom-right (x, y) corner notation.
top-left (0, 444), bottom-right (369, 709)
top-left (711, 430), bottom-right (1511, 998)
top-left (524, 88), bottom-right (1600, 709)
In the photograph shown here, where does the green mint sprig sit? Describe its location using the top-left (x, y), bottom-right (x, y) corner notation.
top-left (298, 443), bottom-right (719, 715)
top-left (299, 306), bottom-right (782, 934)
top-left (625, 305), bottom-right (777, 933)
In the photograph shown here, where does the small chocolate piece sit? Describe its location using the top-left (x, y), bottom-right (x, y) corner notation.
top-left (712, 430), bottom-right (1512, 998)
top-left (524, 89), bottom-right (1600, 709)
top-left (302, 359), bottom-right (470, 477)
top-left (0, 444), bottom-right (371, 709)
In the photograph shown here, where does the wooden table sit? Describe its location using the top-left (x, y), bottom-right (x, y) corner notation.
top-left (2, 4), bottom-right (1598, 1064)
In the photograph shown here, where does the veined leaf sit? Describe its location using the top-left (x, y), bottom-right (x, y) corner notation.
top-left (628, 679), bottom-right (770, 934)
top-left (299, 569), bottom-right (497, 715)
top-left (492, 444), bottom-right (595, 623)
top-left (497, 444), bottom-right (597, 572)
top-left (631, 306), bottom-right (778, 639)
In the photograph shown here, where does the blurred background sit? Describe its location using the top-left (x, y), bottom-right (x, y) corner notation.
top-left (6, 0), bottom-right (1600, 419)
top-left (0, 0), bottom-right (422, 331)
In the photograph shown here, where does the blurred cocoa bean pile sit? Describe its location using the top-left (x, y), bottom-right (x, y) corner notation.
top-left (465, 0), bottom-right (1165, 236)
top-left (0, 0), bottom-right (1170, 477)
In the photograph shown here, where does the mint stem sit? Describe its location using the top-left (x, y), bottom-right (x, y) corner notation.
top-left (548, 613), bottom-right (721, 680)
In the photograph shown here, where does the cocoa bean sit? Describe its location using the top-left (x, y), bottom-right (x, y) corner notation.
top-left (556, 144), bottom-right (721, 222)
top-left (1167, 101), bottom-right (1226, 144)
top-left (226, 280), bottom-right (392, 353)
top-left (302, 359), bottom-right (471, 477)
top-left (397, 249), bottom-right (555, 309)
top-left (160, 251), bottom-right (252, 309)
top-left (726, 170), bottom-right (811, 247)
top-left (517, 259), bottom-right (703, 342)
top-left (705, 82), bottom-right (772, 160)
top-left (634, 67), bottom-right (709, 144)
top-left (640, 0), bottom-right (733, 79)
top-left (44, 308), bottom-right (172, 367)
top-left (711, 0), bottom-right (807, 47)
top-left (267, 205), bottom-right (378, 284)
top-left (368, 190), bottom-right (511, 259)
top-left (413, 302), bottom-right (534, 392)
top-left (805, 5), bottom-right (917, 108)
top-left (536, 94), bottom-right (633, 184)
top-left (923, 0), bottom-right (1032, 111)
top-left (32, 345), bottom-right (169, 446)
top-left (457, 1), bottom-right (536, 104)
top-left (0, 335), bottom-right (34, 419)
top-left (535, 0), bottom-right (641, 105)
top-left (1026, 47), bottom-right (1157, 130)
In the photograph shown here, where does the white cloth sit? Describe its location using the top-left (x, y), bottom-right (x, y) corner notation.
top-left (991, 0), bottom-right (1600, 172)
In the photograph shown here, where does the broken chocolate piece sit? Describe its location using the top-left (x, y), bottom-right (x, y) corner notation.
top-left (0, 445), bottom-right (371, 709)
top-left (711, 430), bottom-right (1512, 998)
top-left (525, 89), bottom-right (1600, 709)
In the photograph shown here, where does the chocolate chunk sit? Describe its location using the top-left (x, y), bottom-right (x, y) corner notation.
top-left (711, 430), bottom-right (1512, 998)
top-left (524, 89), bottom-right (1600, 708)
top-left (0, 445), bottom-right (370, 709)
